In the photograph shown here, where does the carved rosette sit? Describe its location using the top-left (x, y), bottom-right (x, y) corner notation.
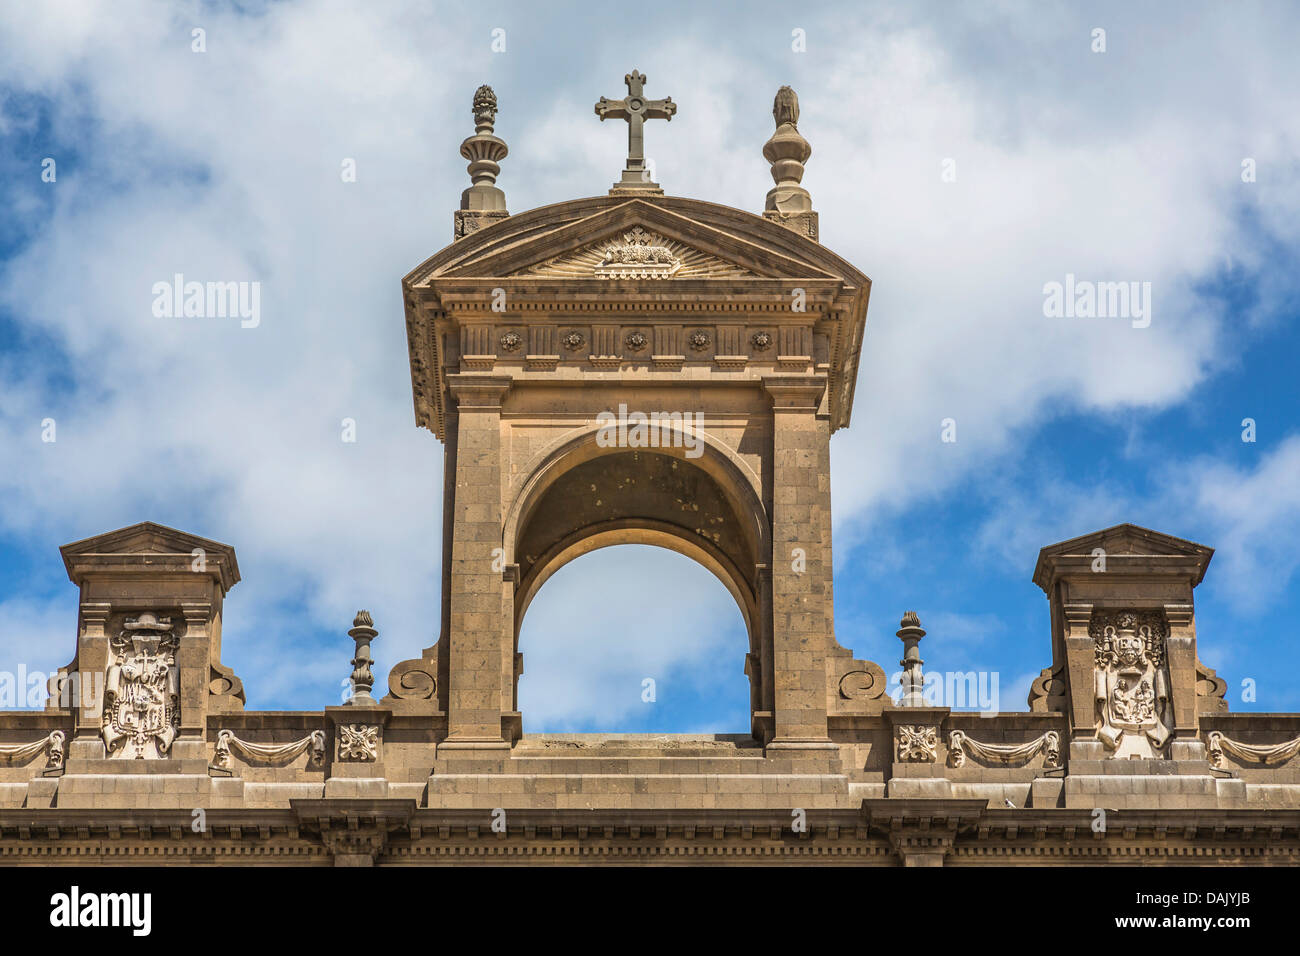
top-left (897, 725), bottom-right (938, 762)
top-left (102, 612), bottom-right (180, 760)
top-left (1090, 610), bottom-right (1172, 758)
top-left (337, 724), bottom-right (379, 761)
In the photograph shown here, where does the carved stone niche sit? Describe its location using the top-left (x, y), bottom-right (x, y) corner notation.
top-left (52, 522), bottom-right (245, 762)
top-left (1028, 524), bottom-right (1226, 761)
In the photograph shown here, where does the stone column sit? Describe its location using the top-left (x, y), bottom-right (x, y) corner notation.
top-left (442, 374), bottom-right (513, 751)
top-left (763, 376), bottom-right (834, 749)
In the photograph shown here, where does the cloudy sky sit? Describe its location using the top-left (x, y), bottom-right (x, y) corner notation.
top-left (1, 0), bottom-right (1297, 730)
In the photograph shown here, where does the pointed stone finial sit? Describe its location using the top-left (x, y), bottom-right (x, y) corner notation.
top-left (896, 611), bottom-right (926, 707)
top-left (454, 85), bottom-right (510, 240)
top-left (762, 86), bottom-right (818, 241)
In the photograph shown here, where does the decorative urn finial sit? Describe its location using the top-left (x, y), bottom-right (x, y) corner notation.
top-left (762, 86), bottom-right (818, 240)
top-left (454, 84), bottom-right (510, 239)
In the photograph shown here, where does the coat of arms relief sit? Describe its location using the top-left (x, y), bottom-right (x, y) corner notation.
top-left (1091, 610), bottom-right (1171, 759)
top-left (102, 612), bottom-right (180, 759)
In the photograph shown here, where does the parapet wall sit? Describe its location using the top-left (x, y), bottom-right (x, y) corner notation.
top-left (2, 520), bottom-right (1299, 866)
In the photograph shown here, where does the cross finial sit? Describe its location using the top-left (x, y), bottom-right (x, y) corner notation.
top-left (594, 69), bottom-right (676, 195)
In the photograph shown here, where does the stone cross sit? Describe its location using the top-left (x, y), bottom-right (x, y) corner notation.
top-left (594, 70), bottom-right (676, 193)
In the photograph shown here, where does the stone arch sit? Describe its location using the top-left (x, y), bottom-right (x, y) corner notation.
top-left (503, 425), bottom-right (773, 724)
top-left (502, 423), bottom-right (768, 568)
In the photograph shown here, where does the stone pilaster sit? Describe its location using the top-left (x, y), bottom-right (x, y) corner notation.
top-left (442, 374), bottom-right (513, 751)
top-left (1060, 602), bottom-right (1096, 745)
top-left (763, 375), bottom-right (834, 749)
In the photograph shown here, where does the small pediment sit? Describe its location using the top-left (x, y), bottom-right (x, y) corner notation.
top-left (61, 521), bottom-right (240, 592)
top-left (1032, 523), bottom-right (1213, 590)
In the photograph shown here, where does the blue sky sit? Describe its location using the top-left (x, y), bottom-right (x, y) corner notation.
top-left (1, 1), bottom-right (1298, 731)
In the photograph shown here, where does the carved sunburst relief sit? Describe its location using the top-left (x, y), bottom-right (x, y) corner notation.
top-left (519, 226), bottom-right (757, 279)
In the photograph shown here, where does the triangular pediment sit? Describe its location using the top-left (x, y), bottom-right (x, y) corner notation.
top-left (1038, 523), bottom-right (1212, 559)
top-left (1032, 523), bottom-right (1213, 590)
top-left (61, 521), bottom-right (240, 591)
top-left (408, 197), bottom-right (849, 285)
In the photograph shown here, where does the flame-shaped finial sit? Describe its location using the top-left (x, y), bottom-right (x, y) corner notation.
top-left (773, 86), bottom-right (799, 128)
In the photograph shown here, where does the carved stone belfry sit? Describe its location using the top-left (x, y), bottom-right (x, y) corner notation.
top-left (398, 84), bottom-right (880, 752)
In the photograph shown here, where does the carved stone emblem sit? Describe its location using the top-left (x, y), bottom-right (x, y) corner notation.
top-left (750, 330), bottom-right (772, 351)
top-left (338, 723), bottom-right (379, 761)
top-left (561, 330), bottom-right (586, 351)
top-left (499, 330), bottom-right (522, 353)
top-left (594, 227), bottom-right (681, 278)
top-left (1091, 610), bottom-right (1171, 758)
top-left (897, 725), bottom-right (938, 762)
top-left (687, 330), bottom-right (711, 351)
top-left (102, 612), bottom-right (179, 759)
top-left (625, 330), bottom-right (648, 352)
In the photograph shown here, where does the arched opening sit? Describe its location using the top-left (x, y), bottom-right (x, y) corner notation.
top-left (516, 544), bottom-right (751, 731)
top-left (504, 436), bottom-right (773, 736)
